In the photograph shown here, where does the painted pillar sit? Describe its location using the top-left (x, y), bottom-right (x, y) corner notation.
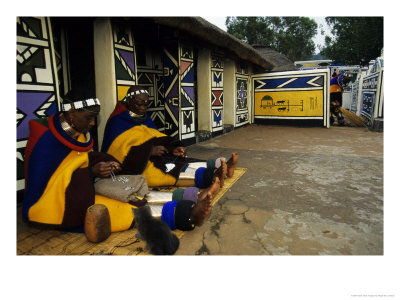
top-left (223, 58), bottom-right (235, 126)
top-left (163, 42), bottom-right (180, 139)
top-left (211, 53), bottom-right (224, 134)
top-left (112, 21), bottom-right (137, 101)
top-left (17, 17), bottom-right (60, 195)
top-left (93, 17), bottom-right (117, 147)
top-left (247, 64), bottom-right (254, 124)
top-left (197, 48), bottom-right (211, 132)
top-left (235, 60), bottom-right (250, 127)
top-left (179, 43), bottom-right (196, 145)
top-left (163, 42), bottom-right (196, 145)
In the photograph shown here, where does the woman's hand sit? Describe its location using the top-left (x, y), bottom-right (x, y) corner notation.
top-left (92, 161), bottom-right (121, 178)
top-left (151, 145), bottom-right (168, 157)
top-left (172, 146), bottom-right (187, 157)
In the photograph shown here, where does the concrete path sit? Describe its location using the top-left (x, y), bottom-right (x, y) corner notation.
top-left (176, 124), bottom-right (383, 255)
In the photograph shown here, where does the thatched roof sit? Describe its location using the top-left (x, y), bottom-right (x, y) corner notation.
top-left (251, 45), bottom-right (298, 72)
top-left (143, 17), bottom-right (278, 71)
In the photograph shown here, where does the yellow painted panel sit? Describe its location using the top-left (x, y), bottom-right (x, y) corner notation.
top-left (302, 62), bottom-right (319, 68)
top-left (254, 90), bottom-right (324, 117)
top-left (117, 85), bottom-right (131, 101)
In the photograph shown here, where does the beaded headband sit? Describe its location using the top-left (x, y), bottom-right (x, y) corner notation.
top-left (62, 98), bottom-right (101, 112)
top-left (125, 89), bottom-right (149, 99)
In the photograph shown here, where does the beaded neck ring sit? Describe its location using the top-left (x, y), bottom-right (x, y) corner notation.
top-left (59, 114), bottom-right (80, 139)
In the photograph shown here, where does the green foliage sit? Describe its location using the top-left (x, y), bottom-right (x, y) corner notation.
top-left (320, 17), bottom-right (383, 66)
top-left (225, 17), bottom-right (318, 61)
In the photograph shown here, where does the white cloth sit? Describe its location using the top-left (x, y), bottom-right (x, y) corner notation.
top-left (146, 191), bottom-right (173, 204)
top-left (149, 204), bottom-right (163, 218)
top-left (178, 162), bottom-right (207, 180)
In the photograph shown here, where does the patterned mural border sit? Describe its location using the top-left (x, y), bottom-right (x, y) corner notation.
top-left (211, 53), bottom-right (224, 132)
top-left (17, 17), bottom-right (60, 192)
top-left (179, 43), bottom-right (196, 144)
top-left (112, 22), bottom-right (137, 101)
top-left (235, 74), bottom-right (249, 127)
top-left (361, 70), bottom-right (383, 120)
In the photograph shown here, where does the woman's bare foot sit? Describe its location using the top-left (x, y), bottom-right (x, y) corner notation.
top-left (213, 159), bottom-right (227, 188)
top-left (208, 177), bottom-right (220, 198)
top-left (227, 152), bottom-right (238, 178)
top-left (190, 190), bottom-right (213, 226)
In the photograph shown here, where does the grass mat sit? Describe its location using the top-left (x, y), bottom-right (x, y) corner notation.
top-left (17, 167), bottom-right (247, 255)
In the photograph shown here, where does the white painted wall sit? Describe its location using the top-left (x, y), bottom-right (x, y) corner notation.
top-left (223, 58), bottom-right (236, 126)
top-left (93, 17), bottom-right (117, 147)
top-left (197, 48), bottom-right (212, 131)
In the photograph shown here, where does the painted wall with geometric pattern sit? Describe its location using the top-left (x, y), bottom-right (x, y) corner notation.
top-left (112, 22), bottom-right (137, 101)
top-left (361, 70), bottom-right (384, 121)
top-left (235, 60), bottom-right (249, 127)
top-left (162, 42), bottom-right (180, 138)
top-left (140, 71), bottom-right (166, 131)
top-left (211, 53), bottom-right (224, 133)
top-left (162, 42), bottom-right (197, 145)
top-left (16, 17), bottom-right (264, 198)
top-left (17, 17), bottom-right (60, 193)
top-left (179, 44), bottom-right (196, 145)
top-left (137, 45), bottom-right (166, 132)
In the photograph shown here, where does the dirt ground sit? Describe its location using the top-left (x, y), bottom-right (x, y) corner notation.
top-left (175, 124), bottom-right (384, 255)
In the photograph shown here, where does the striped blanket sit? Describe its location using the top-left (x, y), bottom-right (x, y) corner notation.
top-left (101, 101), bottom-right (190, 186)
top-left (23, 112), bottom-right (135, 232)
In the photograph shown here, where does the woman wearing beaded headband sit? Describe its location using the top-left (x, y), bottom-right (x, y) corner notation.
top-left (101, 86), bottom-right (238, 231)
top-left (102, 85), bottom-right (238, 189)
top-left (23, 88), bottom-right (141, 242)
top-left (23, 87), bottom-right (222, 243)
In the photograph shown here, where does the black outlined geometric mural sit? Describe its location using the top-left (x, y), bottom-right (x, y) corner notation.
top-left (179, 44), bottom-right (196, 144)
top-left (235, 60), bottom-right (249, 127)
top-left (17, 17), bottom-right (59, 193)
top-left (163, 43), bottom-right (180, 138)
top-left (113, 22), bottom-right (137, 101)
top-left (361, 71), bottom-right (384, 121)
top-left (211, 53), bottom-right (224, 132)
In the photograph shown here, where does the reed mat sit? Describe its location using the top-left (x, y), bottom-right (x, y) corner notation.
top-left (17, 167), bottom-right (247, 255)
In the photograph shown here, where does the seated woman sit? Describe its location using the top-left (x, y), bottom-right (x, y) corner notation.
top-left (101, 85), bottom-right (238, 189)
top-left (23, 88), bottom-right (219, 242)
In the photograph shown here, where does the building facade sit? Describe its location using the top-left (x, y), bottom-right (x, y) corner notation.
top-left (17, 16), bottom-right (272, 200)
top-left (17, 16), bottom-right (332, 201)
